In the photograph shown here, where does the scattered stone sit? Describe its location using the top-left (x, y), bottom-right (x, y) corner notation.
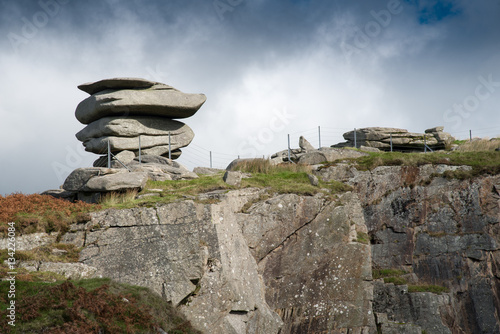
top-left (299, 136), bottom-right (315, 151)
top-left (307, 173), bottom-right (319, 186)
top-left (223, 171), bottom-right (243, 186)
top-left (297, 151), bottom-right (327, 165)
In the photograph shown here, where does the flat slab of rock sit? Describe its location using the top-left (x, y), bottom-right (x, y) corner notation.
top-left (82, 133), bottom-right (193, 154)
top-left (75, 83), bottom-right (207, 124)
top-left (83, 172), bottom-right (148, 192)
top-left (76, 116), bottom-right (193, 141)
top-left (63, 168), bottom-right (126, 191)
top-left (78, 78), bottom-right (157, 95)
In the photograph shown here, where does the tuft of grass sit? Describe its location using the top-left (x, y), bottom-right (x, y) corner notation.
top-left (373, 268), bottom-right (407, 279)
top-left (408, 284), bottom-right (449, 294)
top-left (356, 232), bottom-right (370, 244)
top-left (0, 194), bottom-right (97, 237)
top-left (383, 276), bottom-right (407, 285)
top-left (99, 189), bottom-right (139, 208)
top-left (0, 278), bottom-right (201, 334)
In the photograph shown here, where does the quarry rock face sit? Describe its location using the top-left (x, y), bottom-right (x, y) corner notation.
top-left (29, 162), bottom-right (499, 333)
top-left (316, 164), bottom-right (500, 333)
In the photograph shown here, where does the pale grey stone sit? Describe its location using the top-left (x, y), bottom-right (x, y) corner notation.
top-left (299, 136), bottom-right (315, 151)
top-left (82, 172), bottom-right (148, 192)
top-left (82, 133), bottom-right (193, 154)
top-left (75, 116), bottom-right (193, 141)
top-left (63, 167), bottom-right (126, 191)
top-left (78, 77), bottom-right (156, 95)
top-left (0, 233), bottom-right (57, 251)
top-left (223, 171), bottom-right (243, 186)
top-left (307, 173), bottom-right (319, 186)
top-left (75, 83), bottom-right (206, 124)
top-left (425, 126), bottom-right (445, 133)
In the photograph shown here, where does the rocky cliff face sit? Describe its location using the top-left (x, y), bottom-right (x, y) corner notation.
top-left (57, 164), bottom-right (499, 333)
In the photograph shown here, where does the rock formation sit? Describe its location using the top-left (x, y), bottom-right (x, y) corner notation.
top-left (75, 77), bottom-right (206, 164)
top-left (268, 136), bottom-right (368, 165)
top-left (333, 126), bottom-right (455, 152)
top-left (12, 162), bottom-right (500, 332)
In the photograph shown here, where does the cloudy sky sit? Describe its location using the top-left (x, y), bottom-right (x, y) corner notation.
top-left (1, 0), bottom-right (499, 195)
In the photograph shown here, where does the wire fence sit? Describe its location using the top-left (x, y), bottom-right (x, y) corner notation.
top-left (82, 125), bottom-right (500, 171)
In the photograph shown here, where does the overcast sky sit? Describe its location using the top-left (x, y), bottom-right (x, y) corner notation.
top-left (1, 0), bottom-right (499, 195)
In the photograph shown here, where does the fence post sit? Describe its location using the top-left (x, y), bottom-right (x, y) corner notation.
top-left (287, 134), bottom-right (291, 162)
top-left (168, 131), bottom-right (171, 159)
top-left (318, 126), bottom-right (321, 149)
top-left (424, 135), bottom-right (427, 153)
top-left (138, 135), bottom-right (141, 164)
top-left (210, 151), bottom-right (212, 168)
top-left (390, 133), bottom-right (393, 152)
top-left (354, 128), bottom-right (357, 148)
top-left (107, 140), bottom-right (111, 168)
top-left (470, 130), bottom-right (472, 142)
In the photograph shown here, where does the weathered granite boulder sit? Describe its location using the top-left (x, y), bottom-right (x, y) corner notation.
top-left (223, 171), bottom-right (242, 186)
top-left (271, 138), bottom-right (368, 165)
top-left (82, 172), bottom-right (148, 192)
top-left (63, 168), bottom-right (127, 192)
top-left (82, 133), bottom-right (193, 154)
top-left (76, 83), bottom-right (206, 124)
top-left (332, 126), bottom-right (455, 151)
top-left (299, 135), bottom-right (315, 151)
top-left (76, 116), bottom-right (194, 141)
top-left (78, 77), bottom-right (156, 95)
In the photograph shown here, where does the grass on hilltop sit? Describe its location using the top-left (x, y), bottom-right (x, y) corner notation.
top-left (0, 278), bottom-right (201, 334)
top-left (100, 160), bottom-right (351, 209)
top-left (332, 147), bottom-right (500, 180)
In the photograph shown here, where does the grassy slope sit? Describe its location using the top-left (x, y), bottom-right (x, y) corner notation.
top-left (0, 278), bottom-right (201, 334)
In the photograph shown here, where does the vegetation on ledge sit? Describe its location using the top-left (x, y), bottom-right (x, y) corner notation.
top-left (0, 193), bottom-right (98, 237)
top-left (0, 278), bottom-right (201, 334)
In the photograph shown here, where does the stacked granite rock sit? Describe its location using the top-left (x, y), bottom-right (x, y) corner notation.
top-left (45, 78), bottom-right (206, 203)
top-left (332, 126), bottom-right (455, 152)
top-left (75, 77), bottom-right (206, 166)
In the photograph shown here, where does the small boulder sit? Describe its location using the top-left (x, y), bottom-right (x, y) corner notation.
top-left (307, 174), bottom-right (319, 186)
top-left (299, 136), bottom-right (316, 151)
top-left (297, 152), bottom-right (327, 165)
top-left (63, 168), bottom-right (125, 191)
top-left (223, 171), bottom-right (243, 186)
